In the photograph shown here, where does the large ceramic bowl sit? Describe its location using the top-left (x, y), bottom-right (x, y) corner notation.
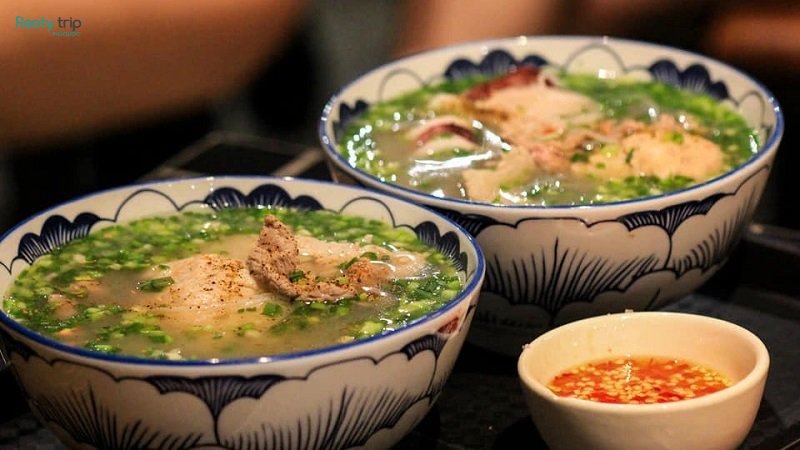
top-left (318, 35), bottom-right (784, 355)
top-left (0, 176), bottom-right (485, 450)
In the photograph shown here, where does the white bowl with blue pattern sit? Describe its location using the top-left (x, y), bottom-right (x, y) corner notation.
top-left (0, 176), bottom-right (485, 450)
top-left (318, 35), bottom-right (784, 355)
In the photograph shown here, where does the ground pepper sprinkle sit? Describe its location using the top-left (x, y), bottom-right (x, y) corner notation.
top-left (547, 356), bottom-right (733, 404)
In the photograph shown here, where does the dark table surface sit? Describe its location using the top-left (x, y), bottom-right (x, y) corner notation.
top-left (1, 131), bottom-right (799, 450)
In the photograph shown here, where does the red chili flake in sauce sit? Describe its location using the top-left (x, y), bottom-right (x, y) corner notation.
top-left (547, 357), bottom-right (733, 404)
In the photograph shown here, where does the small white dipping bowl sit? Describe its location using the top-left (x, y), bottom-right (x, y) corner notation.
top-left (517, 311), bottom-right (769, 450)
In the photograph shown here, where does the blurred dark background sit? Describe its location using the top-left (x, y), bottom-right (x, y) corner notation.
top-left (1, 0), bottom-right (797, 233)
top-left (1, 0), bottom-right (798, 426)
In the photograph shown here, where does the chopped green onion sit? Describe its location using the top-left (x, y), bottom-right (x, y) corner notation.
top-left (262, 303), bottom-right (283, 317)
top-left (289, 270), bottom-right (305, 282)
top-left (137, 277), bottom-right (175, 292)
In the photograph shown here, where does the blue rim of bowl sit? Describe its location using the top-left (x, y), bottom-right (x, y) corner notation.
top-left (318, 35), bottom-right (785, 212)
top-left (0, 175), bottom-right (486, 367)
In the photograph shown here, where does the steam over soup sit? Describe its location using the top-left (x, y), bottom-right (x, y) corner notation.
top-left (340, 66), bottom-right (759, 205)
top-left (2, 207), bottom-right (464, 360)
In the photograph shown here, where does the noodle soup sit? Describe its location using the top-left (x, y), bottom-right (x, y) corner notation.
top-left (3, 207), bottom-right (464, 360)
top-left (339, 67), bottom-right (759, 205)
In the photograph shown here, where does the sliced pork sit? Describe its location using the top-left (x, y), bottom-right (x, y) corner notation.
top-left (247, 215), bottom-right (425, 302)
top-left (143, 254), bottom-right (261, 314)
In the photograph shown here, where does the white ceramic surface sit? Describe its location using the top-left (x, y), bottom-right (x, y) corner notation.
top-left (0, 176), bottom-right (485, 450)
top-left (318, 35), bottom-right (784, 355)
top-left (517, 311), bottom-right (770, 450)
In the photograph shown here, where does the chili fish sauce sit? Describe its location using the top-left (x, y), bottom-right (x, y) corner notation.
top-left (547, 356), bottom-right (733, 404)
